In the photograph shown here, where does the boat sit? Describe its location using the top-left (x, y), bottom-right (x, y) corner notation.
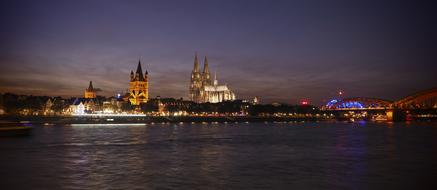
top-left (0, 126), bottom-right (32, 137)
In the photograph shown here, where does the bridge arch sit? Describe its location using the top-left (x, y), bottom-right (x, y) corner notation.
top-left (394, 88), bottom-right (437, 109)
top-left (325, 97), bottom-right (393, 109)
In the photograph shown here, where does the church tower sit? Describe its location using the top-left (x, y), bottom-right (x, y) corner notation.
top-left (84, 81), bottom-right (96, 99)
top-left (202, 56), bottom-right (212, 86)
top-left (127, 59), bottom-right (149, 105)
top-left (189, 53), bottom-right (203, 102)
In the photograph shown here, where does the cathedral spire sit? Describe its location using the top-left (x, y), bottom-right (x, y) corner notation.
top-left (193, 52), bottom-right (200, 72)
top-left (203, 56), bottom-right (209, 74)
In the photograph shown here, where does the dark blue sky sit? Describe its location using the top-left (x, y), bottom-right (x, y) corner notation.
top-left (1, 0), bottom-right (436, 104)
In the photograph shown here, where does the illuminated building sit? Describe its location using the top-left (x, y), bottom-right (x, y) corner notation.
top-left (102, 101), bottom-right (114, 113)
top-left (0, 94), bottom-right (4, 115)
top-left (189, 54), bottom-right (236, 103)
top-left (75, 102), bottom-right (85, 115)
top-left (243, 97), bottom-right (259, 105)
top-left (68, 98), bottom-right (97, 114)
top-left (157, 96), bottom-right (165, 115)
top-left (69, 100), bottom-right (85, 115)
top-left (43, 98), bottom-right (54, 115)
top-left (252, 97), bottom-right (259, 105)
top-left (84, 81), bottom-right (97, 98)
top-left (125, 60), bottom-right (149, 105)
top-left (189, 53), bottom-right (203, 102)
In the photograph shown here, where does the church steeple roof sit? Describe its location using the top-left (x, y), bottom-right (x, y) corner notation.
top-left (203, 56), bottom-right (209, 74)
top-left (136, 59), bottom-right (145, 81)
top-left (193, 53), bottom-right (200, 72)
top-left (87, 81), bottom-right (94, 91)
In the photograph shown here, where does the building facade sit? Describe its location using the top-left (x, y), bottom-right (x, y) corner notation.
top-left (125, 60), bottom-right (149, 105)
top-left (84, 81), bottom-right (97, 99)
top-left (189, 54), bottom-right (236, 103)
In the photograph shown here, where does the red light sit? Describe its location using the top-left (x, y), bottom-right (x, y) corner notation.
top-left (300, 99), bottom-right (310, 105)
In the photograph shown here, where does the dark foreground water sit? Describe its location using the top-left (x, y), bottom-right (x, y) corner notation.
top-left (0, 121), bottom-right (436, 189)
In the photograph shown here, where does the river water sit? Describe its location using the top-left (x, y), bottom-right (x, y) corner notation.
top-left (0, 121), bottom-right (436, 189)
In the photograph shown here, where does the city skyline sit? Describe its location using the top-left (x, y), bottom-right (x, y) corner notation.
top-left (1, 0), bottom-right (436, 104)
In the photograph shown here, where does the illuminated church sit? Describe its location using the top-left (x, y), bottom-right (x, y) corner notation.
top-left (124, 60), bottom-right (149, 105)
top-left (84, 81), bottom-right (96, 99)
top-left (189, 54), bottom-right (236, 103)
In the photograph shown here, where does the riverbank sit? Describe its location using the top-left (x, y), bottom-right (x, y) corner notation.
top-left (0, 115), bottom-right (327, 124)
top-left (2, 115), bottom-right (436, 124)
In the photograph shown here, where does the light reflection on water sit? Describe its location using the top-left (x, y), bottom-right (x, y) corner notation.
top-left (70, 123), bottom-right (147, 127)
top-left (0, 122), bottom-right (436, 189)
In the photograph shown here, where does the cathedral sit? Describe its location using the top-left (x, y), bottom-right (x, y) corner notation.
top-left (124, 60), bottom-right (149, 105)
top-left (189, 54), bottom-right (236, 103)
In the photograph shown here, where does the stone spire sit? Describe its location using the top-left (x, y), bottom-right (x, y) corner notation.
top-left (87, 81), bottom-right (94, 91)
top-left (136, 59), bottom-right (144, 81)
top-left (202, 56), bottom-right (212, 85)
top-left (203, 56), bottom-right (209, 74)
top-left (193, 53), bottom-right (200, 72)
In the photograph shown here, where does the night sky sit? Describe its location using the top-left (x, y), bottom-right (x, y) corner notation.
top-left (1, 0), bottom-right (436, 104)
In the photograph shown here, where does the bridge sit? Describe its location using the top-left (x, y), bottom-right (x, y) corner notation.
top-left (323, 88), bottom-right (437, 121)
top-left (325, 97), bottom-right (392, 110)
top-left (324, 88), bottom-right (437, 110)
top-left (394, 88), bottom-right (437, 109)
